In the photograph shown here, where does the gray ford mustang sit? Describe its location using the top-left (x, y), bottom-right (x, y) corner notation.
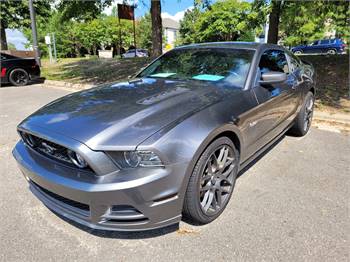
top-left (13, 42), bottom-right (315, 231)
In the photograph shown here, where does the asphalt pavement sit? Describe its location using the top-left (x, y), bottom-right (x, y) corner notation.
top-left (0, 85), bottom-right (349, 261)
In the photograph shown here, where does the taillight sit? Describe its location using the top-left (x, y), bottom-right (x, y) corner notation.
top-left (1, 68), bottom-right (6, 77)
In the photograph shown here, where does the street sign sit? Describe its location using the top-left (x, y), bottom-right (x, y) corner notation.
top-left (45, 35), bottom-right (51, 45)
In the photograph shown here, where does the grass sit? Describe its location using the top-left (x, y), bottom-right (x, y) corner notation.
top-left (41, 57), bottom-right (152, 84)
top-left (302, 55), bottom-right (349, 113)
top-left (41, 54), bottom-right (349, 113)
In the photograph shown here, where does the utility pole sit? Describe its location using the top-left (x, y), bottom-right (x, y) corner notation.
top-left (29, 0), bottom-right (41, 66)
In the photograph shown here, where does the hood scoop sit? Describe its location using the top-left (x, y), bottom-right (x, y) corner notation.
top-left (137, 87), bottom-right (189, 105)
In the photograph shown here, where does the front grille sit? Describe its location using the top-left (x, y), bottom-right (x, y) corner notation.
top-left (19, 131), bottom-right (91, 171)
top-left (32, 181), bottom-right (90, 212)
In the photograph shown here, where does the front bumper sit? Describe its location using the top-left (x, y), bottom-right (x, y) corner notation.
top-left (13, 141), bottom-right (189, 231)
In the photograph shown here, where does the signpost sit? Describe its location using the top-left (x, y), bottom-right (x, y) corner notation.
top-left (45, 33), bottom-right (57, 63)
top-left (45, 35), bottom-right (53, 63)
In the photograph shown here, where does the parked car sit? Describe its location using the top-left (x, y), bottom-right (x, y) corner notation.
top-left (0, 53), bottom-right (40, 86)
top-left (291, 38), bottom-right (346, 55)
top-left (13, 42), bottom-right (316, 231)
top-left (122, 49), bottom-right (149, 58)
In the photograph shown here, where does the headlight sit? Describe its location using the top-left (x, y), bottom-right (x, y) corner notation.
top-left (124, 151), bottom-right (163, 168)
top-left (67, 149), bottom-right (88, 168)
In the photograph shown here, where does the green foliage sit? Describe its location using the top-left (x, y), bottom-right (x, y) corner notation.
top-left (271, 0), bottom-right (349, 46)
top-left (57, 0), bottom-right (113, 21)
top-left (7, 43), bottom-right (16, 50)
top-left (179, 7), bottom-right (202, 45)
top-left (0, 0), bottom-right (51, 28)
top-left (180, 0), bottom-right (349, 47)
top-left (136, 13), bottom-right (153, 50)
top-left (23, 11), bottom-right (136, 58)
top-left (179, 0), bottom-right (265, 44)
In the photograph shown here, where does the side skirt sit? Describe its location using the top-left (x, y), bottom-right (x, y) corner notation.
top-left (238, 122), bottom-right (294, 172)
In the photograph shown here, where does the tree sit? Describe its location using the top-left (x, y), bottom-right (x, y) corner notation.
top-left (267, 0), bottom-right (282, 44)
top-left (57, 0), bottom-right (113, 21)
top-left (0, 0), bottom-right (51, 50)
top-left (137, 13), bottom-right (152, 50)
top-left (278, 1), bottom-right (350, 46)
top-left (150, 0), bottom-right (162, 57)
top-left (179, 0), bottom-right (262, 44)
top-left (23, 11), bottom-right (134, 58)
top-left (179, 7), bottom-right (201, 44)
top-left (8, 43), bottom-right (16, 50)
top-left (263, 0), bottom-right (350, 45)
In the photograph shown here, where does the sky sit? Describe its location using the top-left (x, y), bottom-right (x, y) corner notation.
top-left (7, 0), bottom-right (196, 50)
top-left (103, 0), bottom-right (195, 21)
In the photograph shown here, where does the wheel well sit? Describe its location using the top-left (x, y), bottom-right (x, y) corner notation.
top-left (213, 131), bottom-right (241, 154)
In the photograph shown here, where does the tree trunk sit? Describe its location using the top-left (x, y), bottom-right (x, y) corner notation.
top-left (151, 0), bottom-right (162, 57)
top-left (0, 20), bottom-right (8, 50)
top-left (267, 0), bottom-right (282, 44)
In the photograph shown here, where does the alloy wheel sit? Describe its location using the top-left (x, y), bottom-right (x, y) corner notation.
top-left (303, 97), bottom-right (314, 131)
top-left (12, 70), bottom-right (28, 85)
top-left (199, 145), bottom-right (236, 215)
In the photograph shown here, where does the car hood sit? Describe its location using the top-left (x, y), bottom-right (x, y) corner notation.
top-left (20, 78), bottom-right (226, 150)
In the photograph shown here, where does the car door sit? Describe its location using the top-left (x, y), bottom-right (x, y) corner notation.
top-left (246, 49), bottom-right (299, 155)
top-left (319, 39), bottom-right (330, 53)
top-left (305, 40), bottom-right (320, 54)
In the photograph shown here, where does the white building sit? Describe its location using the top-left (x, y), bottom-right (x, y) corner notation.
top-left (162, 18), bottom-right (180, 50)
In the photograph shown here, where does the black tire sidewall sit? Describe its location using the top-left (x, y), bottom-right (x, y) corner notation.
top-left (327, 49), bottom-right (336, 55)
top-left (291, 92), bottom-right (315, 136)
top-left (9, 68), bottom-right (29, 86)
top-left (183, 137), bottom-right (239, 224)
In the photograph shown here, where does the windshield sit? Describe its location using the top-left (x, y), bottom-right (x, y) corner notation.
top-left (138, 48), bottom-right (255, 88)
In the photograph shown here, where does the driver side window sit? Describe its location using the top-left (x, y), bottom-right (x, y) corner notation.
top-left (258, 49), bottom-right (289, 77)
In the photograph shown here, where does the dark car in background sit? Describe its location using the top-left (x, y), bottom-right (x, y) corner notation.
top-left (0, 53), bottom-right (40, 86)
top-left (291, 38), bottom-right (346, 55)
top-left (13, 42), bottom-right (316, 231)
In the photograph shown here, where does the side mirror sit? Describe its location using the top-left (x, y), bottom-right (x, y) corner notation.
top-left (259, 71), bottom-right (287, 85)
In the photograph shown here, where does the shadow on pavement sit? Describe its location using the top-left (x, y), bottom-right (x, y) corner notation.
top-left (0, 77), bottom-right (46, 88)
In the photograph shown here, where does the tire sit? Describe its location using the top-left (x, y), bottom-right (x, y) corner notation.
top-left (9, 68), bottom-right (29, 86)
top-left (183, 136), bottom-right (239, 224)
top-left (327, 49), bottom-right (336, 55)
top-left (289, 91), bottom-right (315, 137)
top-left (294, 50), bottom-right (302, 55)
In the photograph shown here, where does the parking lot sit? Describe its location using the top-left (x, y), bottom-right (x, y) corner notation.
top-left (1, 85), bottom-right (349, 261)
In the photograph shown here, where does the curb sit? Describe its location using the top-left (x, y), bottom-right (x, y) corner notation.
top-left (313, 111), bottom-right (350, 125)
top-left (42, 80), bottom-right (94, 91)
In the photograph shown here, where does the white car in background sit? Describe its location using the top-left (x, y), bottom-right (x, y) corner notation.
top-left (122, 49), bottom-right (149, 58)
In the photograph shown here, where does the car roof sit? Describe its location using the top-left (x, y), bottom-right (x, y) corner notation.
top-left (175, 42), bottom-right (283, 51)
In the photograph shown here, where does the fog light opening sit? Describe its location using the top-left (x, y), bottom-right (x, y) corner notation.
top-left (67, 150), bottom-right (88, 168)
